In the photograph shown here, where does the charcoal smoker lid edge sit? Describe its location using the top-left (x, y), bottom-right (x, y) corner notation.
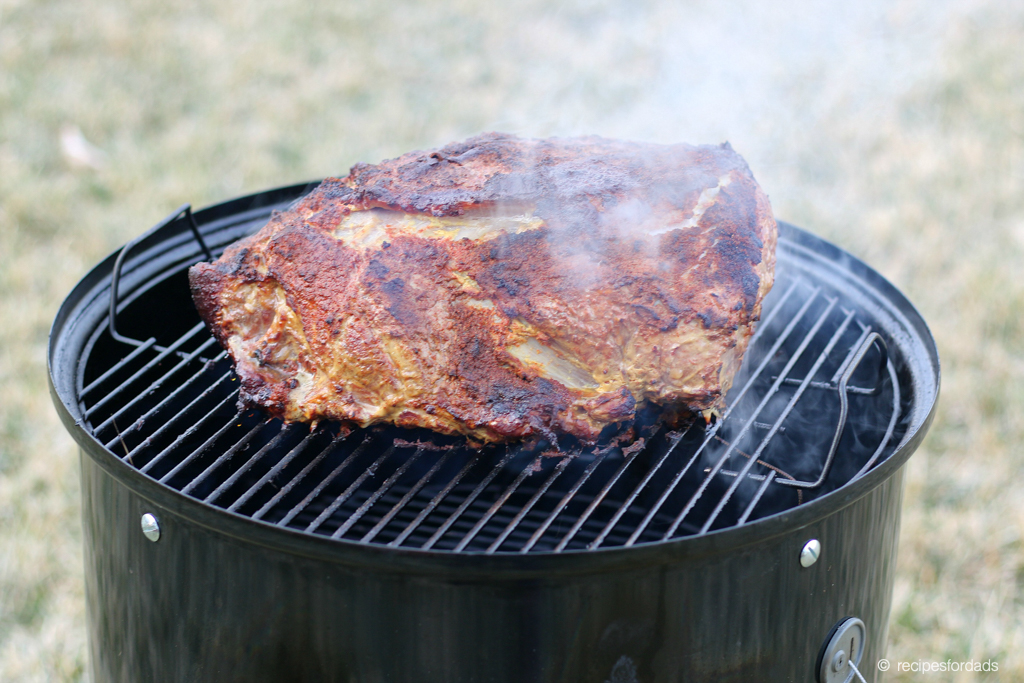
top-left (47, 184), bottom-right (941, 580)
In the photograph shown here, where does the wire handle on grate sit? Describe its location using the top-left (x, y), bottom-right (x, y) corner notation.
top-left (108, 203), bottom-right (212, 348)
top-left (848, 661), bottom-right (868, 683)
top-left (775, 332), bottom-right (890, 489)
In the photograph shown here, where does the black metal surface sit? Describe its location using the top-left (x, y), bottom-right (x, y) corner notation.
top-left (79, 445), bottom-right (906, 682)
top-left (48, 184), bottom-right (941, 682)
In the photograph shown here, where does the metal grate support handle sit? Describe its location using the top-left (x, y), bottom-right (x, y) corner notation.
top-left (109, 203), bottom-right (212, 348)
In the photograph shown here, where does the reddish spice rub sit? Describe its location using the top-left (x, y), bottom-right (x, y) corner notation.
top-left (189, 133), bottom-right (777, 444)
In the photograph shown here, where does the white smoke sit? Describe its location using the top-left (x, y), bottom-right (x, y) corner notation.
top-left (419, 0), bottom-right (975, 202)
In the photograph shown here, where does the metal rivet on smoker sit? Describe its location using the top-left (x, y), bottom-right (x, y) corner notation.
top-left (141, 513), bottom-right (161, 542)
top-left (800, 539), bottom-right (820, 567)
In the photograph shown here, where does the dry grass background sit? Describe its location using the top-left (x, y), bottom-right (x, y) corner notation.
top-left (1, 0), bottom-right (1022, 680)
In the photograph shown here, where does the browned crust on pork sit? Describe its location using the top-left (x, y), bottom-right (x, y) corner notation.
top-left (189, 133), bottom-right (776, 443)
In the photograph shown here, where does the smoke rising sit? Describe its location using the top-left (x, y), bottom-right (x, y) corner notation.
top-left (361, 0), bottom-right (972, 209)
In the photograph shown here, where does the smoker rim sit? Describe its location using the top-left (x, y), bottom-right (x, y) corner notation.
top-left (48, 182), bottom-right (940, 579)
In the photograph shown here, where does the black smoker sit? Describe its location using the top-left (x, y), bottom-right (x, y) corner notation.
top-left (48, 184), bottom-right (939, 683)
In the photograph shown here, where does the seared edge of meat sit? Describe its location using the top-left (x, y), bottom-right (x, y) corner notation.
top-left (189, 133), bottom-right (776, 443)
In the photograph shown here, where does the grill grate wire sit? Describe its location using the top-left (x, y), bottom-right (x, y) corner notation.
top-left (74, 213), bottom-right (902, 554)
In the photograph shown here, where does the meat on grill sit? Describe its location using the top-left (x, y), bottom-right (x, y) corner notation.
top-left (189, 133), bottom-right (777, 444)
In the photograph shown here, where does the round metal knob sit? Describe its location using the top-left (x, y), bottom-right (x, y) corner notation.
top-left (141, 513), bottom-right (161, 542)
top-left (818, 617), bottom-right (866, 683)
top-left (800, 539), bottom-right (821, 567)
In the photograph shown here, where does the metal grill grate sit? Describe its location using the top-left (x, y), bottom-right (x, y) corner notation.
top-left (74, 207), bottom-right (903, 554)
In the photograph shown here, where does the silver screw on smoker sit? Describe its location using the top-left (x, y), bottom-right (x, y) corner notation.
top-left (818, 617), bottom-right (866, 683)
top-left (800, 539), bottom-right (821, 567)
top-left (141, 513), bottom-right (161, 542)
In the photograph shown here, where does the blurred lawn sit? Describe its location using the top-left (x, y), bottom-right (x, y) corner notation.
top-left (2, 0), bottom-right (1023, 680)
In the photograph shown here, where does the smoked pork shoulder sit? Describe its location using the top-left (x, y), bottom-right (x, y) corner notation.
top-left (189, 133), bottom-right (777, 444)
